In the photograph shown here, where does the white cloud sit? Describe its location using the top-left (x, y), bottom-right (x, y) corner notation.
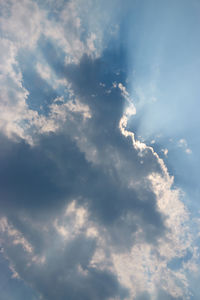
top-left (0, 38), bottom-right (32, 140)
top-left (116, 95), bottom-right (196, 298)
top-left (0, 171), bottom-right (195, 299)
top-left (36, 63), bottom-right (51, 81)
top-left (178, 139), bottom-right (192, 154)
top-left (0, 2), bottom-right (198, 299)
top-left (161, 148), bottom-right (168, 157)
top-left (0, 0), bottom-right (44, 48)
top-left (0, 0), bottom-right (108, 142)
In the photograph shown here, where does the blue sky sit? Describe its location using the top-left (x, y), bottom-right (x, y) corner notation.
top-left (0, 0), bottom-right (200, 299)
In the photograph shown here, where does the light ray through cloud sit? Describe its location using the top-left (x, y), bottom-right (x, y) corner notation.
top-left (0, 1), bottom-right (200, 300)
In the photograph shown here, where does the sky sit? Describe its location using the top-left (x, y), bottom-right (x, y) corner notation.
top-left (0, 0), bottom-right (200, 299)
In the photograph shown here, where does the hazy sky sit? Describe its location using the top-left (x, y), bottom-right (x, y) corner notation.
top-left (0, 0), bottom-right (200, 299)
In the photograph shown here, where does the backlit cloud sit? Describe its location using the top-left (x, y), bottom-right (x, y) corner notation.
top-left (0, 1), bottom-right (200, 300)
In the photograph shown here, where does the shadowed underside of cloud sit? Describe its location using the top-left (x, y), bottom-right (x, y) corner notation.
top-left (0, 53), bottom-right (191, 299)
top-left (0, 52), bottom-right (166, 235)
top-left (0, 0), bottom-right (199, 300)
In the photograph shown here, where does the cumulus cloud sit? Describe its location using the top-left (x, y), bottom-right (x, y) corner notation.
top-left (0, 1), bottom-right (199, 300)
top-left (0, 0), bottom-right (112, 141)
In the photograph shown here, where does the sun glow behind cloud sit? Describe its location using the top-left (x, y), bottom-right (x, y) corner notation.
top-left (0, 0), bottom-right (200, 300)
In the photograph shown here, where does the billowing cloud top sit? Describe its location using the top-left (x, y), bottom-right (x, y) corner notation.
top-left (0, 0), bottom-right (200, 299)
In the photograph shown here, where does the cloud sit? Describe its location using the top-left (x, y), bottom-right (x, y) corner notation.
top-left (178, 139), bottom-right (192, 154)
top-left (0, 51), bottom-right (196, 299)
top-left (0, 0), bottom-right (113, 141)
top-left (0, 1), bottom-right (199, 300)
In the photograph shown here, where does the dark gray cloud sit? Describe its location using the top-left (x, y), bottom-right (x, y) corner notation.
top-left (0, 52), bottom-right (166, 239)
top-left (0, 49), bottom-right (169, 299)
top-left (3, 227), bottom-right (129, 300)
top-left (1, 2), bottom-right (194, 298)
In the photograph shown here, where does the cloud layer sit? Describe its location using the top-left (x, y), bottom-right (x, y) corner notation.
top-left (0, 1), bottom-right (199, 300)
